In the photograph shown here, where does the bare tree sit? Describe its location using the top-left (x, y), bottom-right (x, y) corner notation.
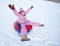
top-left (46, 0), bottom-right (60, 3)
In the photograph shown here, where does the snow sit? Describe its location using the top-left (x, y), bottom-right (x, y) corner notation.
top-left (0, 0), bottom-right (60, 46)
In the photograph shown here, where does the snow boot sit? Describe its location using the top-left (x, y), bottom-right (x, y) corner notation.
top-left (21, 34), bottom-right (30, 41)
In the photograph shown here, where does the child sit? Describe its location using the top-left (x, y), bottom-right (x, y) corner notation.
top-left (8, 4), bottom-right (44, 41)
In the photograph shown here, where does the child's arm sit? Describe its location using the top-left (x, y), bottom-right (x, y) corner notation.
top-left (8, 4), bottom-right (20, 16)
top-left (25, 6), bottom-right (33, 14)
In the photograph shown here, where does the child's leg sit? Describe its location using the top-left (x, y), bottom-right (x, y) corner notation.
top-left (25, 21), bottom-right (40, 27)
top-left (21, 23), bottom-right (30, 41)
top-left (25, 21), bottom-right (44, 27)
top-left (21, 23), bottom-right (27, 35)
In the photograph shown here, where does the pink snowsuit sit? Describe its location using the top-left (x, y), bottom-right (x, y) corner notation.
top-left (13, 7), bottom-right (40, 35)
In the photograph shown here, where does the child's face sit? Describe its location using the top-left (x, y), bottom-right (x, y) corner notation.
top-left (20, 11), bottom-right (25, 16)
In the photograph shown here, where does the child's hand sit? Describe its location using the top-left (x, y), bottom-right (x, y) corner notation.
top-left (31, 6), bottom-right (33, 9)
top-left (8, 4), bottom-right (15, 10)
top-left (39, 24), bottom-right (44, 27)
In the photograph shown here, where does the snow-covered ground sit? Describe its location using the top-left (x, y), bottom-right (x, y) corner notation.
top-left (0, 0), bottom-right (60, 46)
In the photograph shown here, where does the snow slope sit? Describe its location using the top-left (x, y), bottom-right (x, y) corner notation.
top-left (0, 0), bottom-right (60, 46)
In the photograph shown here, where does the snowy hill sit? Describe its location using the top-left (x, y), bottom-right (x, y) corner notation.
top-left (0, 0), bottom-right (60, 46)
